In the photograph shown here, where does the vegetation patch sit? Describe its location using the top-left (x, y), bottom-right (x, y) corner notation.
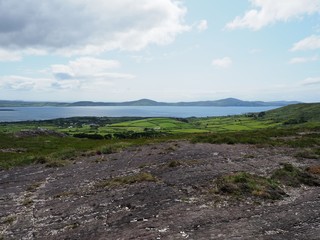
top-left (96, 172), bottom-right (158, 188)
top-left (22, 198), bottom-right (33, 207)
top-left (2, 215), bottom-right (16, 225)
top-left (271, 163), bottom-right (320, 187)
top-left (45, 159), bottom-right (69, 168)
top-left (307, 166), bottom-right (320, 175)
top-left (214, 172), bottom-right (285, 200)
top-left (27, 182), bottom-right (43, 192)
top-left (53, 191), bottom-right (74, 199)
top-left (98, 145), bottom-right (118, 154)
top-left (295, 150), bottom-right (319, 159)
top-left (168, 160), bottom-right (182, 168)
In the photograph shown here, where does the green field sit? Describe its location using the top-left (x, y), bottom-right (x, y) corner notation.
top-left (0, 103), bottom-right (319, 169)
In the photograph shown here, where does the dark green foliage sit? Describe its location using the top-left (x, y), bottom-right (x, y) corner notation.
top-left (73, 133), bottom-right (104, 139)
top-left (113, 129), bottom-right (167, 139)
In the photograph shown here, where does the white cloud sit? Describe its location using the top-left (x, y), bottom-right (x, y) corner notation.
top-left (212, 57), bottom-right (232, 68)
top-left (56, 58), bottom-right (120, 77)
top-left (197, 20), bottom-right (208, 32)
top-left (0, 48), bottom-right (48, 62)
top-left (226, 0), bottom-right (320, 30)
top-left (300, 77), bottom-right (320, 86)
top-left (0, 0), bottom-right (189, 56)
top-left (51, 57), bottom-right (134, 81)
top-left (291, 35), bottom-right (320, 51)
top-left (0, 75), bottom-right (53, 90)
top-left (0, 57), bottom-right (134, 91)
top-left (0, 49), bottom-right (21, 62)
top-left (289, 55), bottom-right (318, 64)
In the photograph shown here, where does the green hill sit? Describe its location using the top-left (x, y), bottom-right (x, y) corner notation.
top-left (261, 103), bottom-right (320, 124)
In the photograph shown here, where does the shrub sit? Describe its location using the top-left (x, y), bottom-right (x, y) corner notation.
top-left (100, 145), bottom-right (117, 154)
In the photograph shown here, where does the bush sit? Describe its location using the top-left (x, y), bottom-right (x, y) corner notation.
top-left (100, 145), bottom-right (117, 154)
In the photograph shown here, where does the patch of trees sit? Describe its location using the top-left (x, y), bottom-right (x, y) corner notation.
top-left (73, 133), bottom-right (104, 140)
top-left (283, 117), bottom-right (307, 125)
top-left (73, 128), bottom-right (167, 140)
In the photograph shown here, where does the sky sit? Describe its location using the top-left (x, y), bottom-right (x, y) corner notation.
top-left (0, 0), bottom-right (320, 103)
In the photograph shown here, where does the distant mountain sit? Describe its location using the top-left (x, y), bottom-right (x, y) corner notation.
top-left (69, 99), bottom-right (166, 107)
top-left (69, 98), bottom-right (300, 107)
top-left (0, 98), bottom-right (301, 107)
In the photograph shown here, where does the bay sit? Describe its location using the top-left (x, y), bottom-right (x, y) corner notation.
top-left (0, 106), bottom-right (280, 122)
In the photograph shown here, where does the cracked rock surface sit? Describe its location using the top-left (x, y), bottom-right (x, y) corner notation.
top-left (1, 141), bottom-right (319, 239)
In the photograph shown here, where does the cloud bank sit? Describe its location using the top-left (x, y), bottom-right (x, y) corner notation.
top-left (0, 0), bottom-right (189, 56)
top-left (0, 57), bottom-right (134, 91)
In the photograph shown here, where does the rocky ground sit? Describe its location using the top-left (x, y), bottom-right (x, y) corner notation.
top-left (1, 141), bottom-right (320, 240)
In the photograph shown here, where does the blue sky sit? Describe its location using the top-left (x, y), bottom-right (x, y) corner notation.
top-left (0, 0), bottom-right (320, 102)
